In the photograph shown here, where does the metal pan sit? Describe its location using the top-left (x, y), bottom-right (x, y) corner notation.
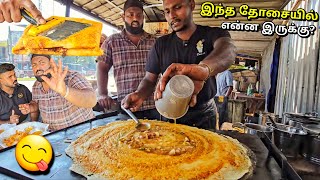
top-left (284, 112), bottom-right (317, 119)
top-left (233, 123), bottom-right (273, 139)
top-left (302, 124), bottom-right (320, 135)
top-left (309, 117), bottom-right (320, 123)
top-left (271, 123), bottom-right (307, 159)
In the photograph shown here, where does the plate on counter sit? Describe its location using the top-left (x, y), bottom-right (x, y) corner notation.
top-left (0, 124), bottom-right (16, 134)
top-left (0, 122), bottom-right (49, 148)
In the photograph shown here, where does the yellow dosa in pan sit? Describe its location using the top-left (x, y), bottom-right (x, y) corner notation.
top-left (12, 16), bottom-right (103, 56)
top-left (66, 120), bottom-right (254, 179)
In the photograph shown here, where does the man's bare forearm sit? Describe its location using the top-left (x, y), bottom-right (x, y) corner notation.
top-left (29, 101), bottom-right (39, 113)
top-left (98, 75), bottom-right (109, 96)
top-left (64, 88), bottom-right (97, 108)
top-left (225, 86), bottom-right (233, 97)
top-left (97, 61), bottom-right (111, 96)
top-left (201, 37), bottom-right (236, 76)
top-left (30, 111), bottom-right (39, 121)
top-left (136, 72), bottom-right (158, 100)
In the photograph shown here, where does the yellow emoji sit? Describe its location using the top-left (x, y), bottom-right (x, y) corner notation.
top-left (15, 135), bottom-right (53, 171)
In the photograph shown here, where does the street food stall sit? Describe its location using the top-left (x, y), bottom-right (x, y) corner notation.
top-left (0, 114), bottom-right (297, 179)
top-left (0, 111), bottom-right (319, 179)
top-left (0, 112), bottom-right (320, 179)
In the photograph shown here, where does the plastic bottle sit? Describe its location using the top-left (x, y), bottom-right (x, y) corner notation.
top-left (247, 83), bottom-right (253, 96)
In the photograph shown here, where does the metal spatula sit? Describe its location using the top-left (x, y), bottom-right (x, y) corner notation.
top-left (20, 8), bottom-right (90, 41)
top-left (121, 106), bottom-right (151, 131)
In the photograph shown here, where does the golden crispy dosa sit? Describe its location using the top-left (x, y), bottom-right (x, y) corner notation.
top-left (12, 16), bottom-right (103, 56)
top-left (66, 120), bottom-right (253, 179)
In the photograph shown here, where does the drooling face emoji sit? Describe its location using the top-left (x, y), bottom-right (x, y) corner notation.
top-left (15, 135), bottom-right (53, 172)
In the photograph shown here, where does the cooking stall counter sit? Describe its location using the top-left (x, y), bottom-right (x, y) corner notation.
top-left (0, 112), bottom-right (118, 179)
top-left (0, 114), bottom-right (282, 179)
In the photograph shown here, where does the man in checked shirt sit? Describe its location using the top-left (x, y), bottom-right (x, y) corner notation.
top-left (96, 0), bottom-right (159, 119)
top-left (18, 54), bottom-right (97, 131)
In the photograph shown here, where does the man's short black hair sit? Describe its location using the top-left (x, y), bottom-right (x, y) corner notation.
top-left (0, 63), bottom-right (15, 74)
top-left (30, 54), bottom-right (51, 61)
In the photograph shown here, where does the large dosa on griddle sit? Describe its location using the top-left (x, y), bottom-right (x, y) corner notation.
top-left (66, 120), bottom-right (254, 179)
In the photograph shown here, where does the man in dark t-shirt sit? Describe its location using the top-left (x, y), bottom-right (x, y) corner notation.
top-left (0, 63), bottom-right (35, 124)
top-left (122, 0), bottom-right (236, 129)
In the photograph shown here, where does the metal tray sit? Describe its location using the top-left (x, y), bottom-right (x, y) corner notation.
top-left (302, 124), bottom-right (320, 135)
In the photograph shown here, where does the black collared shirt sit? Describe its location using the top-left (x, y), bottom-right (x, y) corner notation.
top-left (146, 25), bottom-right (230, 109)
top-left (0, 84), bottom-right (32, 122)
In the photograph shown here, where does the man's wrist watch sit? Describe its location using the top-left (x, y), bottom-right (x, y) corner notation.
top-left (198, 62), bottom-right (214, 81)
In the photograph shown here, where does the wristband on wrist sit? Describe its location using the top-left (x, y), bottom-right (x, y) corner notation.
top-left (198, 62), bottom-right (214, 81)
top-left (63, 86), bottom-right (69, 98)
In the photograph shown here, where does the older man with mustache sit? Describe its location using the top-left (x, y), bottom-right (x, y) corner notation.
top-left (0, 63), bottom-right (36, 124)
